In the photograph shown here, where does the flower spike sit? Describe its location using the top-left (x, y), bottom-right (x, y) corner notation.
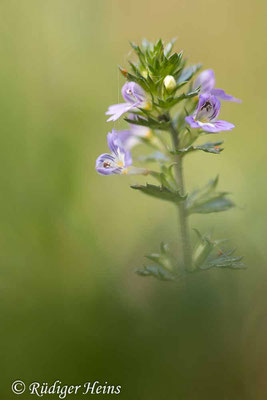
top-left (96, 39), bottom-right (243, 277)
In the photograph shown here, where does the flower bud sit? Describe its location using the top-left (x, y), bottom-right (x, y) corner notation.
top-left (163, 75), bottom-right (176, 92)
top-left (141, 69), bottom-right (148, 79)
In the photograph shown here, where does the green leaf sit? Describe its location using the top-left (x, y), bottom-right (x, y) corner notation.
top-left (190, 197), bottom-right (234, 214)
top-left (125, 115), bottom-right (170, 131)
top-left (200, 249), bottom-right (245, 270)
top-left (136, 242), bottom-right (176, 281)
top-left (192, 229), bottom-right (243, 270)
top-left (177, 64), bottom-right (202, 83)
top-left (129, 41), bottom-right (145, 65)
top-left (155, 88), bottom-right (199, 109)
top-left (136, 265), bottom-right (175, 281)
top-left (131, 183), bottom-right (186, 203)
top-left (148, 171), bottom-right (170, 187)
top-left (148, 165), bottom-right (177, 191)
top-left (121, 69), bottom-right (152, 93)
top-left (178, 141), bottom-right (224, 156)
top-left (145, 242), bottom-right (174, 271)
top-left (167, 52), bottom-right (183, 70)
top-left (192, 229), bottom-right (219, 268)
top-left (163, 38), bottom-right (176, 57)
top-left (186, 176), bottom-right (235, 215)
top-left (154, 38), bottom-right (164, 53)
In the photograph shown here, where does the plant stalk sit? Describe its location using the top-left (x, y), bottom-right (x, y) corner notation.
top-left (169, 121), bottom-right (192, 272)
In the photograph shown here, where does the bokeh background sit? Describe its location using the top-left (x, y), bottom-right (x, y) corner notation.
top-left (0, 0), bottom-right (266, 399)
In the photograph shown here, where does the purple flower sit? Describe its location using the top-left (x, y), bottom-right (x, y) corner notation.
top-left (193, 69), bottom-right (241, 103)
top-left (95, 129), bottom-right (148, 176)
top-left (95, 130), bottom-right (132, 175)
top-left (185, 94), bottom-right (235, 133)
top-left (106, 82), bottom-right (150, 122)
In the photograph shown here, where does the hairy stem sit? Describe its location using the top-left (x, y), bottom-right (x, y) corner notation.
top-left (169, 121), bottom-right (192, 272)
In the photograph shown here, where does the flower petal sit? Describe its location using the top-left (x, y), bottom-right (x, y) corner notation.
top-left (209, 120), bottom-right (235, 132)
top-left (95, 153), bottom-right (121, 175)
top-left (116, 129), bottom-right (140, 151)
top-left (107, 131), bottom-right (119, 154)
top-left (186, 116), bottom-right (234, 133)
top-left (211, 88), bottom-right (242, 103)
top-left (124, 150), bottom-right (132, 167)
top-left (185, 115), bottom-right (201, 129)
top-left (195, 94), bottom-right (221, 121)
top-left (107, 130), bottom-right (132, 166)
top-left (106, 103), bottom-right (135, 122)
top-left (194, 69), bottom-right (216, 93)
top-left (121, 82), bottom-right (146, 103)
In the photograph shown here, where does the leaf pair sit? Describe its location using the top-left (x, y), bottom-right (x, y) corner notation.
top-left (131, 164), bottom-right (185, 203)
top-left (136, 243), bottom-right (176, 281)
top-left (186, 176), bottom-right (234, 215)
top-left (177, 141), bottom-right (224, 156)
top-left (131, 183), bottom-right (185, 203)
top-left (192, 229), bottom-right (244, 270)
top-left (125, 114), bottom-right (170, 131)
top-left (154, 88), bottom-right (200, 110)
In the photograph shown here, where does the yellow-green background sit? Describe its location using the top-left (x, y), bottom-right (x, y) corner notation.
top-left (0, 1), bottom-right (266, 399)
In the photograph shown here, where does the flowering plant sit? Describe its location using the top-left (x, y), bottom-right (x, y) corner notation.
top-left (96, 39), bottom-right (244, 281)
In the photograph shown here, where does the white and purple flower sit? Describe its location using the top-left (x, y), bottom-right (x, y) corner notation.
top-left (193, 69), bottom-right (241, 103)
top-left (95, 130), bottom-right (132, 175)
top-left (106, 82), bottom-right (150, 122)
top-left (95, 129), bottom-right (148, 175)
top-left (185, 93), bottom-right (235, 133)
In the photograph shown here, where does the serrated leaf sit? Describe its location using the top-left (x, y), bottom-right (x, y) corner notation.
top-left (192, 229), bottom-right (217, 268)
top-left (136, 265), bottom-right (175, 281)
top-left (131, 183), bottom-right (186, 203)
top-left (125, 115), bottom-right (170, 131)
top-left (177, 64), bottom-right (202, 83)
top-left (200, 250), bottom-right (245, 270)
top-left (155, 88), bottom-right (200, 109)
top-left (154, 38), bottom-right (164, 53)
top-left (128, 61), bottom-right (142, 77)
top-left (130, 42), bottom-right (145, 63)
top-left (122, 70), bottom-right (152, 93)
top-left (189, 197), bottom-right (234, 214)
top-left (178, 141), bottom-right (224, 156)
top-left (168, 52), bottom-right (183, 68)
top-left (148, 166), bottom-right (176, 191)
top-left (145, 242), bottom-right (174, 271)
top-left (192, 230), bottom-right (243, 270)
top-left (188, 176), bottom-right (219, 204)
top-left (163, 38), bottom-right (176, 57)
top-left (186, 177), bottom-right (234, 215)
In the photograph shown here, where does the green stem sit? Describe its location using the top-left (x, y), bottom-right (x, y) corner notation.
top-left (169, 120), bottom-right (192, 272)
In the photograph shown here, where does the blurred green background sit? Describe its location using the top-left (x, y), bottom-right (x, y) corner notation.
top-left (0, 0), bottom-right (266, 399)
